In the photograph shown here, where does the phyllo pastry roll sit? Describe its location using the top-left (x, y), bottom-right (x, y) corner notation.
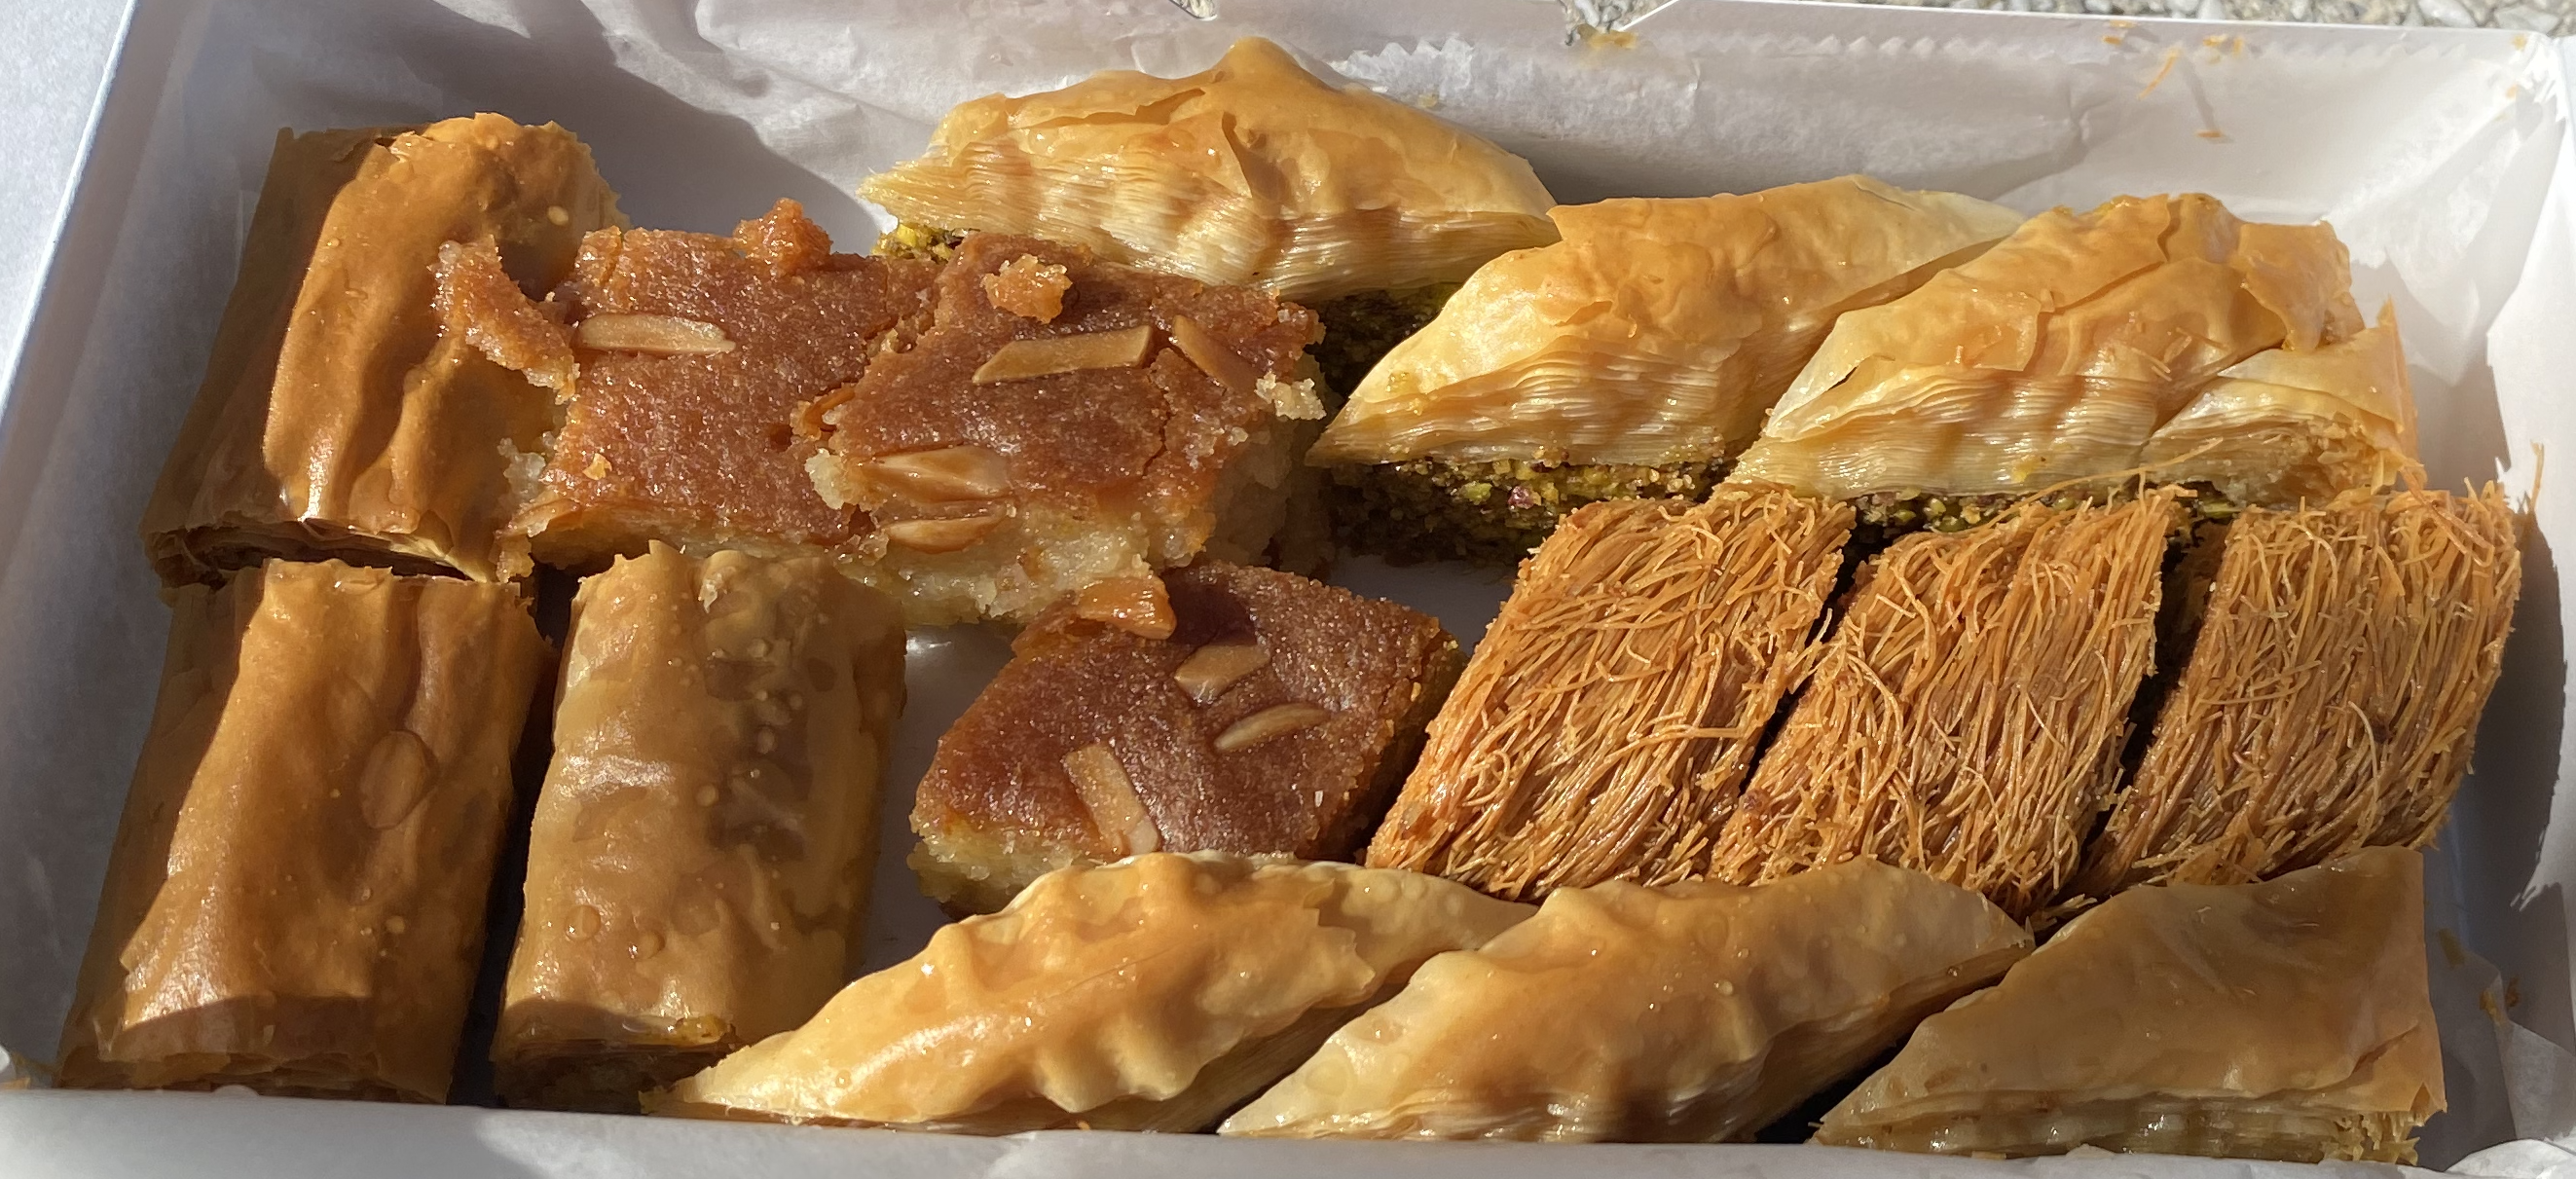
top-left (438, 199), bottom-right (939, 570)
top-left (1731, 194), bottom-right (2372, 526)
top-left (2137, 307), bottom-right (2421, 507)
top-left (910, 562), bottom-right (1460, 914)
top-left (804, 233), bottom-right (1325, 625)
top-left (861, 37), bottom-right (1556, 310)
top-left (1708, 492), bottom-right (2177, 920)
top-left (1311, 177), bottom-right (2021, 563)
top-left (56, 560), bottom-right (553, 1102)
top-left (654, 853), bottom-right (1530, 1131)
top-left (141, 115), bottom-right (622, 584)
top-left (2074, 489), bottom-right (2518, 895)
top-left (494, 543), bottom-right (905, 1112)
top-left (1222, 858), bottom-right (2030, 1142)
top-left (1817, 847), bottom-right (2445, 1163)
top-left (1366, 487), bottom-right (1852, 901)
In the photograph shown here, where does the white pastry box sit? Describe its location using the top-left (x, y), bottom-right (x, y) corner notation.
top-left (1, 0), bottom-right (2573, 1174)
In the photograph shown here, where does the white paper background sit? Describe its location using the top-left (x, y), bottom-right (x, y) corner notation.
top-left (0, 0), bottom-right (2571, 1174)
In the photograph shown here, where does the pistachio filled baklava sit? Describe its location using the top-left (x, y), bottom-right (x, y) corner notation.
top-left (1365, 487), bottom-right (1852, 901)
top-left (1818, 847), bottom-right (2444, 1163)
top-left (1223, 859), bottom-right (2029, 1142)
top-left (56, 561), bottom-right (552, 1102)
top-left (142, 115), bottom-right (622, 583)
top-left (1310, 177), bottom-right (2021, 562)
top-left (910, 561), bottom-right (1459, 914)
top-left (495, 544), bottom-right (905, 1112)
top-left (653, 854), bottom-right (1530, 1132)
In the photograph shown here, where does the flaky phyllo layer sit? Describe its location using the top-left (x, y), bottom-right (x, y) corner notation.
top-left (1732, 193), bottom-right (2419, 507)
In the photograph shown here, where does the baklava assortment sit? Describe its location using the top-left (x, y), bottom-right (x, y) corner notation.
top-left (56, 33), bottom-right (2530, 1170)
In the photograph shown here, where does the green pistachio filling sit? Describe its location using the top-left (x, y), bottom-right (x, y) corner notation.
top-left (1329, 458), bottom-right (1727, 566)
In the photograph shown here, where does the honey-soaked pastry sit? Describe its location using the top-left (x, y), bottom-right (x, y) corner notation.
top-left (2138, 307), bottom-right (2420, 507)
top-left (494, 544), bottom-right (905, 1112)
top-left (1731, 194), bottom-right (2366, 517)
top-left (1818, 847), bottom-right (2445, 1163)
top-left (141, 115), bottom-right (621, 583)
top-left (1709, 493), bottom-right (2177, 921)
top-left (653, 853), bottom-right (1531, 1131)
top-left (1222, 859), bottom-right (2030, 1142)
top-left (1366, 487), bottom-right (1852, 901)
top-left (55, 560), bottom-right (552, 1102)
top-left (806, 233), bottom-right (1324, 625)
top-left (861, 37), bottom-right (1556, 307)
top-left (447, 200), bottom-right (941, 570)
top-left (1311, 178), bottom-right (2021, 563)
top-left (910, 562), bottom-right (1460, 914)
top-left (2073, 489), bottom-right (2518, 896)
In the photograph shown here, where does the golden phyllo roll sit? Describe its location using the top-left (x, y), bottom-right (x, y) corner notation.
top-left (142, 116), bottom-right (622, 583)
top-left (2138, 307), bottom-right (2421, 506)
top-left (1222, 859), bottom-right (2029, 1142)
top-left (2074, 489), bottom-right (2519, 895)
top-left (652, 854), bottom-right (1529, 1131)
top-left (1710, 492), bottom-right (2178, 921)
top-left (1364, 487), bottom-right (1851, 900)
top-left (57, 560), bottom-right (553, 1101)
top-left (494, 544), bottom-right (905, 1112)
top-left (860, 37), bottom-right (1556, 306)
top-left (1818, 847), bottom-right (2445, 1163)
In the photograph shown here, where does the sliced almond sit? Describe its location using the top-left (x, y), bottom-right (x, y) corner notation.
top-left (880, 512), bottom-right (1005, 553)
top-left (1075, 576), bottom-right (1175, 641)
top-left (576, 313), bottom-right (736, 355)
top-left (972, 325), bottom-right (1153, 384)
top-left (1214, 703), bottom-right (1331, 753)
top-left (856, 445), bottom-right (1010, 502)
top-left (1169, 314), bottom-right (1260, 395)
top-left (1173, 640), bottom-right (1269, 705)
top-left (1062, 743), bottom-right (1159, 858)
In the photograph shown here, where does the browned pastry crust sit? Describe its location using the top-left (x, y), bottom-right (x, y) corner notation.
top-left (139, 115), bottom-right (621, 584)
top-left (910, 562), bottom-right (1459, 914)
top-left (807, 232), bottom-right (1325, 625)
top-left (55, 560), bottom-right (553, 1102)
top-left (493, 544), bottom-right (905, 1112)
top-left (1708, 492), bottom-right (2179, 921)
top-left (2071, 488), bottom-right (2520, 896)
top-left (1364, 487), bottom-right (1852, 901)
top-left (477, 201), bottom-right (941, 570)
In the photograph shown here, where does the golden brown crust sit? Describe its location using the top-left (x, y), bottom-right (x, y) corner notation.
top-left (55, 560), bottom-right (553, 1102)
top-left (139, 116), bottom-right (622, 584)
top-left (910, 562), bottom-right (1459, 914)
top-left (1817, 848), bottom-right (2444, 1163)
top-left (1364, 487), bottom-right (1852, 901)
top-left (2072, 489), bottom-right (2520, 896)
top-left (1709, 493), bottom-right (2178, 921)
top-left (2139, 307), bottom-right (2422, 506)
top-left (494, 544), bottom-right (905, 1112)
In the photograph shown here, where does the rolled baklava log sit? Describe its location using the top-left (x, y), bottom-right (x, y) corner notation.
top-left (494, 543), bottom-right (905, 1111)
top-left (2072, 488), bottom-right (2520, 896)
top-left (141, 115), bottom-right (622, 583)
top-left (55, 560), bottom-right (552, 1102)
top-left (1365, 487), bottom-right (1852, 901)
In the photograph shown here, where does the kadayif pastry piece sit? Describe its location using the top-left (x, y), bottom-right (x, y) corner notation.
top-left (910, 562), bottom-right (1461, 914)
top-left (1709, 493), bottom-right (2177, 921)
top-left (1311, 177), bottom-right (2021, 563)
top-left (494, 544), bottom-right (906, 1112)
top-left (56, 560), bottom-right (552, 1102)
top-left (442, 199), bottom-right (941, 571)
top-left (1817, 846), bottom-right (2445, 1163)
top-left (654, 854), bottom-right (1531, 1132)
top-left (805, 233), bottom-right (1325, 626)
top-left (1731, 194), bottom-right (2369, 519)
top-left (1366, 487), bottom-right (1852, 902)
top-left (2072, 489), bottom-right (2518, 896)
top-left (861, 37), bottom-right (1556, 307)
top-left (141, 116), bottom-right (622, 583)
top-left (1222, 859), bottom-right (2030, 1142)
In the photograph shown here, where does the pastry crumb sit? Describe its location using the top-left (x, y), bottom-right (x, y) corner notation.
top-left (981, 254), bottom-right (1072, 322)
